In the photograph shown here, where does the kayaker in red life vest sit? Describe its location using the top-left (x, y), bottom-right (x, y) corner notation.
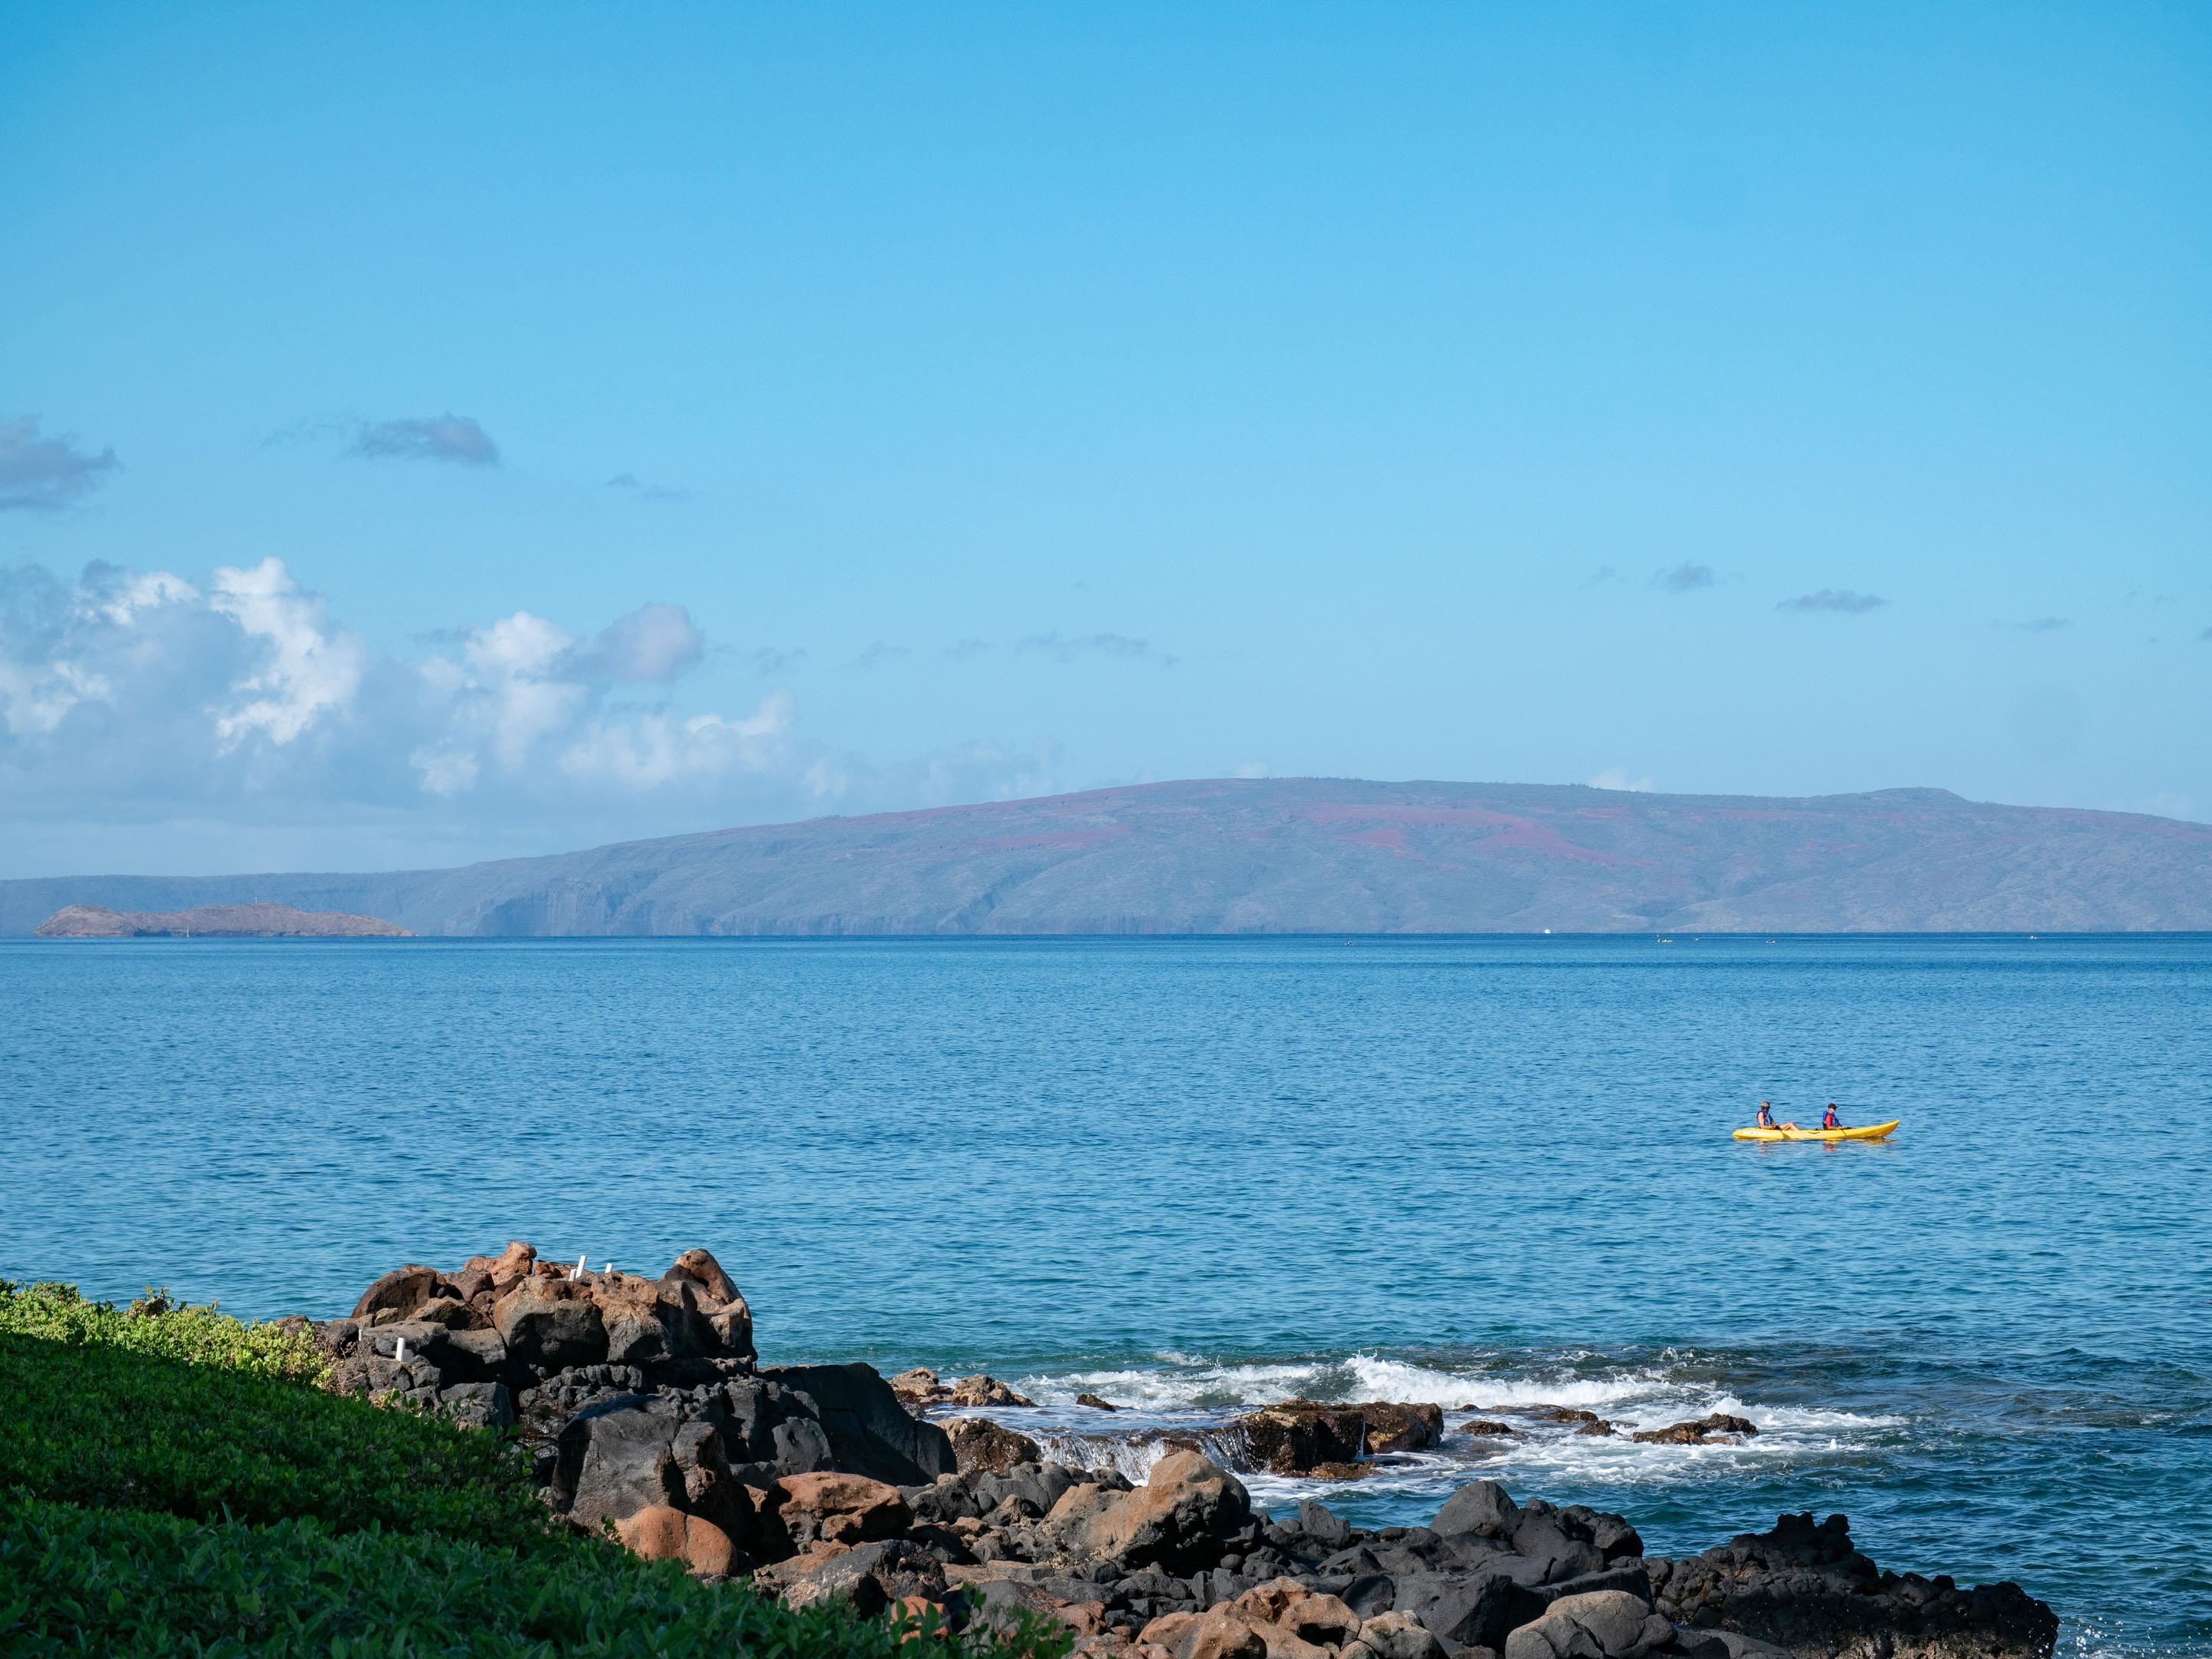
top-left (1823, 1103), bottom-right (1843, 1130)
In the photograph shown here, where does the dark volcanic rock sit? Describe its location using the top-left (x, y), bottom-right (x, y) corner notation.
top-left (1647, 1512), bottom-right (2059, 1659)
top-left (765, 1363), bottom-right (957, 1485)
top-left (1237, 1400), bottom-right (1367, 1474)
top-left (1392, 1571), bottom-right (1548, 1651)
top-left (1631, 1413), bottom-right (1759, 1445)
top-left (946, 1416), bottom-right (1044, 1475)
top-left (1356, 1402), bottom-right (1445, 1454)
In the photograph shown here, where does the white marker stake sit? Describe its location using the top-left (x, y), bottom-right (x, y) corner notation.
top-left (394, 1338), bottom-right (409, 1366)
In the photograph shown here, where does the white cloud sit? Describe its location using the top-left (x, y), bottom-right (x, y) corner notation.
top-left (0, 561), bottom-right (806, 817)
top-left (208, 558), bottom-right (368, 748)
top-left (561, 694), bottom-right (793, 789)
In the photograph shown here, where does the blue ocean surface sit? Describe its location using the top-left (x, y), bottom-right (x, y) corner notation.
top-left (3, 935), bottom-right (2207, 1653)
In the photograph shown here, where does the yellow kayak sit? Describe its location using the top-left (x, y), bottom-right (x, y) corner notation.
top-left (1734, 1119), bottom-right (1899, 1143)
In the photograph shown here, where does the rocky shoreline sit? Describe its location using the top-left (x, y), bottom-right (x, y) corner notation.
top-left (310, 1243), bottom-right (2058, 1659)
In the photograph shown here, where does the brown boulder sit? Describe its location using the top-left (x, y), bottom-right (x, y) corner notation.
top-left (948, 1416), bottom-right (1045, 1474)
top-left (349, 1265), bottom-right (442, 1323)
top-left (1460, 1419), bottom-right (1516, 1438)
top-left (1503, 1589), bottom-right (1673, 1659)
top-left (1232, 1579), bottom-right (1362, 1648)
top-left (1140, 1606), bottom-right (1270, 1659)
top-left (1237, 1401), bottom-right (1365, 1474)
top-left (774, 1471), bottom-right (912, 1548)
top-left (890, 1367), bottom-right (949, 1404)
top-left (1631, 1412), bottom-right (1759, 1445)
top-left (1076, 1392), bottom-right (1121, 1411)
top-left (665, 1247), bottom-right (742, 1306)
top-left (778, 1538), bottom-right (947, 1617)
top-left (614, 1505), bottom-right (741, 1577)
top-left (949, 1374), bottom-right (1036, 1408)
top-left (1068, 1450), bottom-right (1250, 1571)
top-left (462, 1241), bottom-right (537, 1290)
top-left (660, 1247), bottom-right (753, 1360)
top-left (1355, 1402), bottom-right (1444, 1454)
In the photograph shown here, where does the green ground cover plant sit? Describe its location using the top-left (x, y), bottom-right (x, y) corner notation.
top-left (0, 1283), bottom-right (1061, 1659)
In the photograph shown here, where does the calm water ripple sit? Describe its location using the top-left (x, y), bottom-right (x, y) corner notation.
top-left (2, 935), bottom-right (2207, 1651)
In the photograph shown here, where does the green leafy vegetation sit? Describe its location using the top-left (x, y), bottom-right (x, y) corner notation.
top-left (0, 1283), bottom-right (1063, 1659)
top-left (1, 1280), bottom-right (329, 1382)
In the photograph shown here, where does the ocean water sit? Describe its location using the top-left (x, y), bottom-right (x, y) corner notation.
top-left (2, 935), bottom-right (2207, 1653)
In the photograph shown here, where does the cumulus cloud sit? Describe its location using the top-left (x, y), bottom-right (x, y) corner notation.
top-left (207, 559), bottom-right (368, 748)
top-left (0, 560), bottom-right (791, 821)
top-left (346, 414), bottom-right (500, 466)
top-left (561, 602), bottom-right (706, 684)
top-left (0, 416), bottom-right (121, 510)
top-left (1653, 562), bottom-right (1715, 594)
top-left (1588, 767), bottom-right (1655, 792)
top-left (1016, 631), bottom-right (1178, 667)
top-left (1780, 589), bottom-right (1886, 614)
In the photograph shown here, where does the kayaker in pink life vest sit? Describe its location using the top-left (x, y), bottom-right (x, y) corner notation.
top-left (1823, 1103), bottom-right (1843, 1130)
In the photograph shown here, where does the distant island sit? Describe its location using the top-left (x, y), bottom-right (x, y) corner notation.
top-left (34, 902), bottom-right (412, 939)
top-left (5, 776), bottom-right (2210, 936)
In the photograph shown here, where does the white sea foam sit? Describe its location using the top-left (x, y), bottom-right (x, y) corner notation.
top-left (982, 1347), bottom-right (1915, 1512)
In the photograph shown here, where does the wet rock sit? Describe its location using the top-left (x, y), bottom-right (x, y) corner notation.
top-left (1630, 1414), bottom-right (1759, 1445)
top-left (1077, 1392), bottom-right (1121, 1411)
top-left (774, 1471), bottom-right (914, 1548)
top-left (891, 1368), bottom-right (950, 1406)
top-left (1503, 1589), bottom-right (1675, 1659)
top-left (1460, 1419), bottom-right (1517, 1438)
top-left (1354, 1402), bottom-right (1444, 1454)
top-left (950, 1374), bottom-right (1038, 1408)
top-left (1237, 1402), bottom-right (1366, 1475)
top-left (948, 1416), bottom-right (1045, 1474)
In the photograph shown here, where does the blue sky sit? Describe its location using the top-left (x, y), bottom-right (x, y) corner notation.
top-left (2, 2), bottom-right (2207, 875)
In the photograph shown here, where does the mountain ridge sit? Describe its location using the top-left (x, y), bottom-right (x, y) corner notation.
top-left (3, 776), bottom-right (2207, 936)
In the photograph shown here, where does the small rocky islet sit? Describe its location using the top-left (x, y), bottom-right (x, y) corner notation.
top-left (311, 1242), bottom-right (2058, 1659)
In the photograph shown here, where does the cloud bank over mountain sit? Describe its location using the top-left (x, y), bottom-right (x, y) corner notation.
top-left (0, 558), bottom-right (801, 826)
